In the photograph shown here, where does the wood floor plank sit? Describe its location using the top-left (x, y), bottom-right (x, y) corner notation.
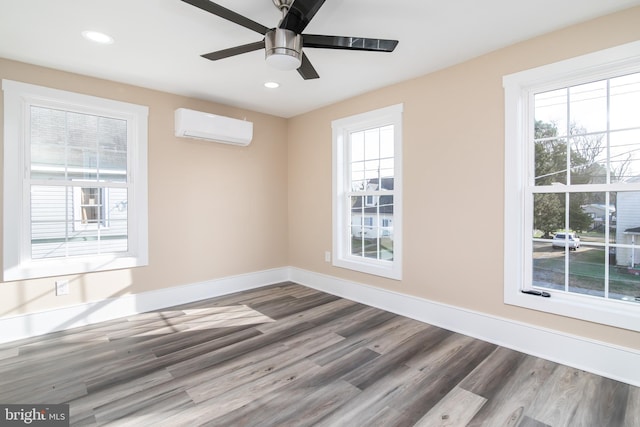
top-left (206, 346), bottom-right (379, 427)
top-left (384, 339), bottom-right (497, 424)
top-left (413, 386), bottom-right (487, 427)
top-left (625, 385), bottom-right (640, 427)
top-left (165, 359), bottom-right (321, 425)
top-left (342, 325), bottom-right (453, 390)
top-left (464, 354), bottom-right (557, 426)
top-left (0, 282), bottom-right (637, 427)
top-left (525, 365), bottom-right (599, 426)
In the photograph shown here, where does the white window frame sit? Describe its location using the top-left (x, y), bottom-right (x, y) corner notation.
top-left (332, 103), bottom-right (403, 280)
top-left (503, 41), bottom-right (640, 332)
top-left (2, 80), bottom-right (148, 281)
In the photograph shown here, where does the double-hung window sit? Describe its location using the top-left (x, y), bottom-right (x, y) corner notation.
top-left (2, 80), bottom-right (148, 281)
top-left (332, 104), bottom-right (403, 280)
top-left (503, 41), bottom-right (640, 331)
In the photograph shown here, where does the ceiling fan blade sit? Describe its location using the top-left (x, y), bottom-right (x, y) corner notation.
top-left (181, 0), bottom-right (269, 35)
top-left (279, 0), bottom-right (326, 34)
top-left (202, 41), bottom-right (265, 61)
top-left (297, 52), bottom-right (319, 80)
top-left (303, 34), bottom-right (398, 52)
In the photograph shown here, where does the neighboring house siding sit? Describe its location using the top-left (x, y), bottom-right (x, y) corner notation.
top-left (615, 191), bottom-right (640, 267)
top-left (351, 212), bottom-right (393, 239)
top-left (31, 186), bottom-right (128, 259)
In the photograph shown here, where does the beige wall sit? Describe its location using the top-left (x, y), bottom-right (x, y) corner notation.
top-left (287, 7), bottom-right (640, 350)
top-left (0, 59), bottom-right (289, 317)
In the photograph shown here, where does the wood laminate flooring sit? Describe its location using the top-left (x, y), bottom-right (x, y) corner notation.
top-left (0, 282), bottom-right (638, 426)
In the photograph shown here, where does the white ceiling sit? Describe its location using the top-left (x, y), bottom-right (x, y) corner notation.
top-left (1, 0), bottom-right (639, 118)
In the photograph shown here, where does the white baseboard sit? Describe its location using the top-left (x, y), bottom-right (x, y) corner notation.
top-left (289, 267), bottom-right (640, 388)
top-left (0, 267), bottom-right (289, 344)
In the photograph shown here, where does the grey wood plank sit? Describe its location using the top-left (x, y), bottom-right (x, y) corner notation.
top-left (384, 338), bottom-right (497, 424)
top-left (206, 346), bottom-right (378, 427)
top-left (568, 375), bottom-right (629, 427)
top-left (166, 321), bottom-right (315, 378)
top-left (525, 365), bottom-right (598, 426)
top-left (625, 385), bottom-right (640, 427)
top-left (342, 325), bottom-right (453, 390)
top-left (254, 297), bottom-right (363, 334)
top-left (464, 354), bottom-right (557, 427)
top-left (69, 369), bottom-right (175, 423)
top-left (413, 386), bottom-right (487, 427)
top-left (164, 358), bottom-right (321, 425)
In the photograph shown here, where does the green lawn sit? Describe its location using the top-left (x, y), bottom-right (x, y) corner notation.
top-left (533, 247), bottom-right (640, 298)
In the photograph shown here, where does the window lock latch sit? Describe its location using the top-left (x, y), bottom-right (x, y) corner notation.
top-left (521, 289), bottom-right (551, 297)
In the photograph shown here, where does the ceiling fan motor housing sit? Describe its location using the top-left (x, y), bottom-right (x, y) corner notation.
top-left (265, 28), bottom-right (302, 70)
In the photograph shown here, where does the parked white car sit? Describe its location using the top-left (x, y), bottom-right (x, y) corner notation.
top-left (552, 232), bottom-right (580, 250)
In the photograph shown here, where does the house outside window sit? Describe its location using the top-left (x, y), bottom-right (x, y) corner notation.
top-left (332, 104), bottom-right (403, 280)
top-left (2, 80), bottom-right (148, 280)
top-left (503, 41), bottom-right (640, 331)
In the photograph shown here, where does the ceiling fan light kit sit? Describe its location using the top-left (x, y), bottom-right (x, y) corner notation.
top-left (265, 29), bottom-right (302, 70)
top-left (181, 0), bottom-right (398, 79)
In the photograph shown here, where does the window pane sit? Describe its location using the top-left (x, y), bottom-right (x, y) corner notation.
top-left (30, 107), bottom-right (67, 180)
top-left (614, 190), bottom-right (640, 261)
top-left (610, 129), bottom-right (640, 184)
top-left (532, 241), bottom-right (565, 290)
top-left (351, 132), bottom-right (365, 162)
top-left (578, 192), bottom-right (609, 243)
top-left (609, 246), bottom-right (640, 302)
top-left (99, 116), bottom-right (127, 182)
top-left (568, 247), bottom-right (605, 297)
top-left (534, 138), bottom-right (567, 185)
top-left (535, 89), bottom-right (568, 137)
top-left (380, 126), bottom-right (394, 158)
top-left (533, 193), bottom-right (566, 237)
top-left (569, 80), bottom-right (608, 134)
top-left (349, 195), bottom-right (394, 261)
top-left (568, 192), bottom-right (598, 235)
top-left (570, 133), bottom-right (607, 185)
top-left (610, 72), bottom-right (640, 130)
top-left (31, 185), bottom-right (71, 259)
top-left (364, 128), bottom-right (380, 160)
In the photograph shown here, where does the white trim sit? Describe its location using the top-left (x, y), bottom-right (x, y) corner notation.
top-left (289, 267), bottom-right (640, 387)
top-left (0, 267), bottom-right (289, 344)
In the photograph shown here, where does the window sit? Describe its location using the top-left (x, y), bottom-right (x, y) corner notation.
top-left (332, 104), bottom-right (403, 280)
top-left (503, 41), bottom-right (640, 331)
top-left (2, 80), bottom-right (148, 280)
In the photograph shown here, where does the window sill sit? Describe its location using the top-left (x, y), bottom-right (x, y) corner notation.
top-left (333, 256), bottom-right (402, 281)
top-left (3, 254), bottom-right (148, 282)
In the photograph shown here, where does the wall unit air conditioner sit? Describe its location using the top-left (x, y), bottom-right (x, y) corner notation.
top-left (174, 108), bottom-right (253, 146)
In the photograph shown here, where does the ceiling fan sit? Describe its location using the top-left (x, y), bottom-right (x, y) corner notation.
top-left (181, 0), bottom-right (399, 79)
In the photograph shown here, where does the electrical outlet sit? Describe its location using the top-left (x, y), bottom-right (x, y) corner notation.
top-left (325, 251), bottom-right (331, 263)
top-left (55, 280), bottom-right (69, 296)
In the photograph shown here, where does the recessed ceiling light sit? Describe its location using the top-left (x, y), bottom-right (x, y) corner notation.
top-left (264, 82), bottom-right (280, 89)
top-left (82, 30), bottom-right (114, 45)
